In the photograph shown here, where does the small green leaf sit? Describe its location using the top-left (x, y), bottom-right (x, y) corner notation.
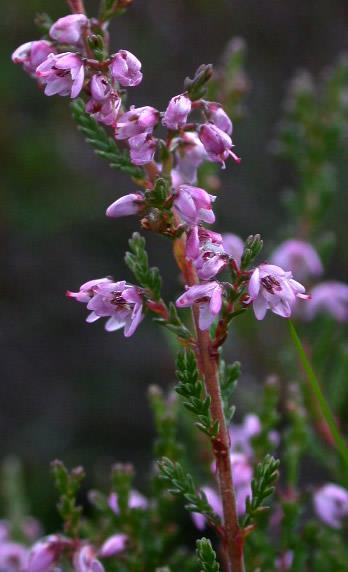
top-left (196, 538), bottom-right (220, 572)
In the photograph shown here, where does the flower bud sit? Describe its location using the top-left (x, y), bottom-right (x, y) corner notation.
top-left (109, 50), bottom-right (143, 87)
top-left (28, 535), bottom-right (64, 572)
top-left (99, 534), bottom-right (128, 558)
top-left (49, 14), bottom-right (88, 45)
top-left (106, 193), bottom-right (144, 218)
top-left (206, 102), bottom-right (233, 134)
top-left (199, 123), bottom-right (240, 167)
top-left (162, 94), bottom-right (192, 130)
top-left (12, 41), bottom-right (56, 76)
top-left (115, 106), bottom-right (159, 140)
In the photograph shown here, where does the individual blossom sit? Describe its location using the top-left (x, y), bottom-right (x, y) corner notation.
top-left (115, 106), bottom-right (159, 140)
top-left (36, 52), bottom-right (84, 98)
top-left (49, 14), bottom-right (88, 45)
top-left (186, 226), bottom-right (228, 280)
top-left (271, 239), bottom-right (323, 281)
top-left (222, 233), bottom-right (244, 267)
top-left (67, 279), bottom-right (144, 337)
top-left (248, 263), bottom-right (309, 320)
top-left (86, 92), bottom-right (121, 126)
top-left (12, 41), bottom-right (56, 76)
top-left (108, 490), bottom-right (148, 513)
top-left (229, 414), bottom-right (279, 458)
top-left (109, 50), bottom-right (143, 87)
top-left (205, 101), bottom-right (233, 135)
top-left (173, 185), bottom-right (216, 226)
top-left (162, 93), bottom-right (192, 130)
top-left (0, 541), bottom-right (29, 572)
top-left (28, 535), bottom-right (66, 572)
top-left (191, 486), bottom-right (223, 530)
top-left (99, 534), bottom-right (128, 558)
top-left (199, 123), bottom-right (240, 167)
top-left (106, 193), bottom-right (145, 218)
top-left (74, 545), bottom-right (104, 572)
top-left (313, 483), bottom-right (348, 529)
top-left (305, 281), bottom-right (348, 322)
top-left (128, 133), bottom-right (157, 165)
top-left (276, 551), bottom-right (293, 571)
top-left (170, 132), bottom-right (208, 186)
top-left (176, 281), bottom-right (223, 330)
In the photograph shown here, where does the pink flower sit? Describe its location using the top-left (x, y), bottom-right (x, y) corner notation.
top-left (205, 102), bottom-right (233, 135)
top-left (248, 263), bottom-right (309, 320)
top-left (186, 226), bottom-right (228, 280)
top-left (49, 14), bottom-right (88, 45)
top-left (176, 281), bottom-right (223, 330)
top-left (171, 132), bottom-right (208, 186)
top-left (173, 185), bottom-right (216, 226)
top-left (0, 542), bottom-right (29, 572)
top-left (162, 94), bottom-right (192, 130)
top-left (99, 534), bottom-right (128, 558)
top-left (276, 551), bottom-right (293, 571)
top-left (115, 106), bottom-right (159, 140)
top-left (305, 281), bottom-right (348, 322)
top-left (109, 50), bottom-right (143, 87)
top-left (28, 535), bottom-right (66, 572)
top-left (313, 483), bottom-right (348, 529)
top-left (12, 40), bottom-right (56, 76)
top-left (128, 133), bottom-right (157, 165)
top-left (67, 279), bottom-right (144, 337)
top-left (191, 486), bottom-right (223, 530)
top-left (199, 123), bottom-right (240, 167)
top-left (86, 93), bottom-right (121, 126)
top-left (108, 490), bottom-right (148, 513)
top-left (74, 545), bottom-right (104, 572)
top-left (222, 233), bottom-right (244, 267)
top-left (106, 193), bottom-right (145, 218)
top-left (36, 52), bottom-right (84, 98)
top-left (229, 414), bottom-right (261, 457)
top-left (271, 239), bottom-right (323, 281)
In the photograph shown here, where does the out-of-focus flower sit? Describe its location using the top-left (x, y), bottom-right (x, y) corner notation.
top-left (171, 132), bottom-right (208, 186)
top-left (67, 279), bottom-right (143, 337)
top-left (12, 41), bottom-right (56, 76)
top-left (248, 263), bottom-right (309, 320)
top-left (49, 14), bottom-right (88, 45)
top-left (0, 541), bottom-right (29, 572)
top-left (173, 185), bottom-right (216, 226)
top-left (271, 239), bottom-right (323, 281)
top-left (229, 414), bottom-right (279, 458)
top-left (128, 133), bottom-right (157, 165)
top-left (199, 123), bottom-right (240, 167)
top-left (162, 94), bottom-right (192, 130)
top-left (99, 534), bottom-right (128, 558)
top-left (115, 106), bottom-right (159, 140)
top-left (176, 281), bottom-right (223, 330)
top-left (191, 486), bottom-right (223, 530)
top-left (205, 102), bottom-right (233, 135)
top-left (108, 490), bottom-right (148, 513)
top-left (222, 234), bottom-right (244, 267)
top-left (74, 545), bottom-right (104, 572)
top-left (305, 281), bottom-right (348, 322)
top-left (28, 535), bottom-right (65, 572)
top-left (313, 483), bottom-right (348, 529)
top-left (276, 551), bottom-right (293, 571)
top-left (109, 50), bottom-right (142, 87)
top-left (36, 52), bottom-right (84, 98)
top-left (106, 193), bottom-right (145, 218)
top-left (186, 226), bottom-right (228, 280)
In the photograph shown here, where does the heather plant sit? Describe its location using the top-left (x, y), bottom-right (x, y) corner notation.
top-left (6, 1), bottom-right (348, 571)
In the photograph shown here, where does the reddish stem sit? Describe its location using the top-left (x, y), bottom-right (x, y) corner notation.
top-left (67, 0), bottom-right (86, 14)
top-left (173, 236), bottom-right (245, 572)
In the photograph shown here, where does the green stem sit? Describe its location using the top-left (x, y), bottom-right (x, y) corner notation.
top-left (288, 319), bottom-right (348, 468)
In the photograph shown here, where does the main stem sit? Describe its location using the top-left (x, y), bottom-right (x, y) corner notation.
top-left (67, 0), bottom-right (86, 14)
top-left (174, 238), bottom-right (245, 572)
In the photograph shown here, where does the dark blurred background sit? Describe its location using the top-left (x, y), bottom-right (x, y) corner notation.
top-left (2, 0), bottom-right (348, 526)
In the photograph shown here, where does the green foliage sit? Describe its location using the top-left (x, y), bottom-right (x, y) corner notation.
top-left (51, 460), bottom-right (85, 537)
top-left (149, 386), bottom-right (183, 461)
top-left (155, 302), bottom-right (192, 341)
top-left (1, 457), bottom-right (29, 541)
top-left (176, 350), bottom-right (219, 438)
top-left (219, 359), bottom-right (240, 423)
top-left (145, 178), bottom-right (171, 208)
top-left (240, 234), bottom-right (263, 270)
top-left (158, 457), bottom-right (221, 526)
top-left (71, 99), bottom-right (143, 179)
top-left (196, 538), bottom-right (220, 572)
top-left (125, 232), bottom-right (162, 300)
top-left (111, 463), bottom-right (134, 516)
top-left (243, 455), bottom-right (280, 528)
top-left (184, 64), bottom-right (214, 101)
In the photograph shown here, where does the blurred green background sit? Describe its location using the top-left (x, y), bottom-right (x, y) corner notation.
top-left (2, 0), bottom-right (348, 527)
